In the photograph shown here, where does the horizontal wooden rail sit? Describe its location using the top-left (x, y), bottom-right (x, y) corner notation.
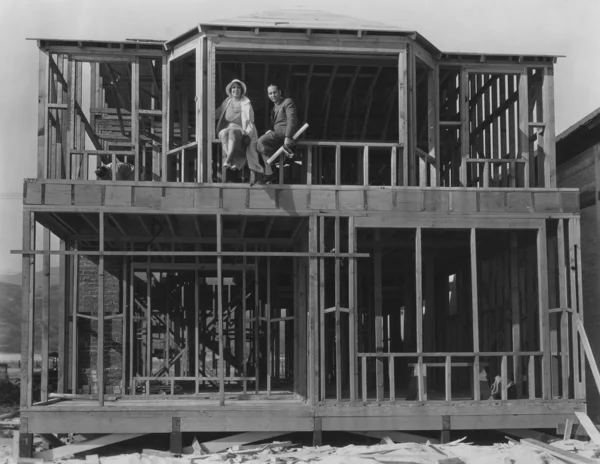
top-left (358, 351), bottom-right (543, 357)
top-left (13, 250), bottom-right (370, 258)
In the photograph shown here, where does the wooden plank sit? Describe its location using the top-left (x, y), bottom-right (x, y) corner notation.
top-left (415, 227), bottom-right (424, 401)
top-left (409, 48), bottom-right (417, 186)
top-left (20, 212), bottom-right (34, 408)
top-left (308, 215), bottom-right (319, 404)
top-left (557, 220), bottom-right (570, 399)
top-left (510, 233), bottom-right (522, 398)
top-left (319, 217), bottom-right (326, 400)
top-left (41, 229), bottom-right (51, 402)
top-left (518, 71), bottom-right (530, 187)
top-left (38, 50), bottom-right (49, 178)
top-left (97, 213), bottom-right (104, 405)
top-left (459, 68), bottom-right (469, 186)
top-left (335, 216), bottom-right (342, 401)
top-left (362, 146), bottom-right (369, 186)
top-left (576, 317), bottom-right (600, 399)
top-left (207, 41), bottom-right (216, 182)
top-left (352, 431), bottom-right (440, 444)
top-left (429, 66), bottom-right (439, 186)
top-left (574, 412), bottom-right (600, 446)
top-left (471, 228), bottom-right (480, 400)
top-left (348, 217), bottom-right (357, 402)
top-left (131, 58), bottom-right (140, 181)
top-left (71, 244), bottom-right (79, 394)
top-left (521, 438), bottom-right (597, 464)
top-left (362, 355), bottom-right (367, 402)
top-left (34, 434), bottom-right (145, 460)
top-left (161, 55), bottom-right (169, 181)
top-left (267, 256), bottom-right (272, 395)
top-left (398, 49), bottom-right (408, 185)
top-left (537, 223), bottom-right (551, 399)
top-left (254, 252), bottom-right (260, 394)
top-left (374, 229), bottom-right (384, 401)
top-left (57, 240), bottom-right (68, 393)
top-left (543, 67), bottom-right (556, 188)
top-left (200, 432), bottom-right (287, 454)
top-left (217, 214), bottom-right (224, 404)
top-left (445, 355), bottom-right (451, 401)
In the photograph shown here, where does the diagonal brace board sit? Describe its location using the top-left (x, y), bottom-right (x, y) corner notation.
top-left (34, 434), bottom-right (145, 460)
top-left (200, 432), bottom-right (287, 454)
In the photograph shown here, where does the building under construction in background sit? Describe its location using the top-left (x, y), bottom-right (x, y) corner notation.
top-left (16, 8), bottom-right (590, 458)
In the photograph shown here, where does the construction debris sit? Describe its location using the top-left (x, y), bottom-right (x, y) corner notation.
top-left (2, 437), bottom-right (600, 464)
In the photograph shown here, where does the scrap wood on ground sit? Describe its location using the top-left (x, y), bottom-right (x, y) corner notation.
top-left (4, 437), bottom-right (600, 464)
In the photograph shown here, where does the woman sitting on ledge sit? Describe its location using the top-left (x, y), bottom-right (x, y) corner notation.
top-left (215, 79), bottom-right (271, 181)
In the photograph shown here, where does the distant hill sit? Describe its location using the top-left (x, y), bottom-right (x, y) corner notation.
top-left (0, 274), bottom-right (61, 354)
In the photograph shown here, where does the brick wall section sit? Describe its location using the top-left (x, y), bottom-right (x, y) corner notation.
top-left (77, 256), bottom-right (124, 394)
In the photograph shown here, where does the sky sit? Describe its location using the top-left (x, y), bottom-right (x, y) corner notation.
top-left (0, 0), bottom-right (599, 274)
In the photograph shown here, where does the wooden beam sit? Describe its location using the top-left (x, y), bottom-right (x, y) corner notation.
top-left (199, 432), bottom-right (287, 454)
top-left (41, 228), bottom-right (51, 402)
top-left (415, 227), bottom-right (424, 400)
top-left (161, 55), bottom-right (169, 181)
top-left (459, 68), bottom-right (470, 186)
top-left (217, 213), bottom-right (224, 405)
top-left (557, 220), bottom-right (569, 399)
top-left (518, 71), bottom-right (530, 187)
top-left (98, 213), bottom-right (105, 405)
top-left (374, 230), bottom-right (384, 401)
top-left (57, 239), bottom-right (69, 393)
top-left (132, 58), bottom-right (140, 181)
top-left (38, 50), bottom-right (49, 178)
top-left (348, 217), bottom-right (357, 402)
top-left (537, 223), bottom-right (551, 399)
top-left (542, 67), bottom-right (556, 187)
top-left (574, 412), bottom-right (600, 446)
top-left (196, 37), bottom-right (205, 183)
top-left (308, 215), bottom-right (319, 404)
top-left (21, 212), bottom-right (35, 408)
top-left (510, 232), bottom-right (522, 398)
top-left (471, 228), bottom-right (480, 400)
top-left (319, 217), bottom-right (325, 400)
top-left (428, 66), bottom-right (439, 186)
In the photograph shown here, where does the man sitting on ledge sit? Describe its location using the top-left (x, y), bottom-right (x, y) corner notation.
top-left (257, 83), bottom-right (298, 184)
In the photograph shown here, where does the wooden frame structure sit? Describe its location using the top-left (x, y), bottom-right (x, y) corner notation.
top-left (17, 9), bottom-right (585, 457)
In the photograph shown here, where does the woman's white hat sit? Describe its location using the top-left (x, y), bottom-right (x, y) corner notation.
top-left (226, 79), bottom-right (247, 97)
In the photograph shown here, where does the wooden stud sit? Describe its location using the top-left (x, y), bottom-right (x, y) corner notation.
top-left (41, 228), bottom-right (51, 402)
top-left (362, 356), bottom-right (367, 402)
top-left (319, 217), bottom-right (326, 400)
top-left (471, 228), bottom-right (481, 400)
top-left (348, 217), bottom-right (357, 402)
top-left (543, 67), bottom-right (556, 188)
top-left (145, 267), bottom-right (151, 394)
top-left (335, 145), bottom-right (341, 186)
top-left (71, 243), bottom-right (79, 395)
top-left (128, 264), bottom-right (134, 395)
top-left (528, 355), bottom-right (536, 398)
top-left (131, 58), bottom-right (140, 181)
top-left (415, 227), bottom-right (424, 401)
top-left (557, 220), bottom-right (569, 398)
top-left (507, 76), bottom-right (517, 187)
top-left (242, 252), bottom-right (247, 393)
top-left (217, 214), bottom-right (224, 404)
top-left (445, 355), bottom-right (451, 401)
top-left (309, 215), bottom-right (319, 404)
top-left (38, 50), bottom-right (49, 179)
top-left (459, 68), bottom-right (470, 186)
top-left (121, 250), bottom-right (127, 395)
top-left (161, 55), bottom-right (169, 181)
top-left (196, 38), bottom-right (205, 182)
top-left (20, 212), bottom-right (35, 408)
top-left (57, 240), bottom-right (68, 393)
top-left (501, 355), bottom-right (508, 400)
top-left (362, 146), bottom-right (369, 186)
top-left (98, 213), bottom-right (105, 405)
top-left (428, 66), bottom-right (439, 187)
top-left (409, 49), bottom-right (417, 186)
top-left (267, 256), bottom-right (272, 395)
top-left (306, 146), bottom-right (313, 185)
top-left (391, 146), bottom-right (397, 186)
top-left (335, 216), bottom-right (342, 401)
top-left (254, 249), bottom-right (260, 394)
top-left (510, 233), bottom-right (522, 398)
top-left (389, 356), bottom-right (395, 401)
top-left (537, 223), bottom-right (551, 399)
top-left (567, 218), bottom-right (582, 399)
top-left (518, 71), bottom-right (530, 187)
top-left (374, 230), bottom-right (384, 401)
top-left (398, 49), bottom-right (408, 186)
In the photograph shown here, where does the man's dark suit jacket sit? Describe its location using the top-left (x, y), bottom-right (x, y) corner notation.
top-left (271, 98), bottom-right (298, 138)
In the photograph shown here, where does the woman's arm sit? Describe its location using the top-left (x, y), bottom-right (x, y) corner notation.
top-left (215, 98), bottom-right (229, 119)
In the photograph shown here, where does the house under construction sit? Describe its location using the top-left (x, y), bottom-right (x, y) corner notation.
top-left (17, 8), bottom-right (587, 456)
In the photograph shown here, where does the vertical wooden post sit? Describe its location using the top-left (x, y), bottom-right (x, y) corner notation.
top-left (459, 68), bottom-right (470, 186)
top-left (409, 48), bottom-right (417, 186)
top-left (374, 230), bottom-right (384, 400)
top-left (510, 232), bottom-right (522, 397)
top-left (121, 252), bottom-right (127, 395)
top-left (161, 55), bottom-right (169, 181)
top-left (242, 252), bottom-right (247, 393)
top-left (196, 37), bottom-right (205, 183)
top-left (254, 251), bottom-right (260, 394)
top-left (71, 244), bottom-right (79, 394)
top-left (567, 218), bottom-right (582, 399)
top-left (557, 219), bottom-right (570, 398)
top-left (362, 146), bottom-right (369, 186)
top-left (542, 67), bottom-right (556, 188)
top-left (145, 267), bottom-right (151, 394)
top-left (194, 267), bottom-right (200, 394)
top-left (267, 256), bottom-right (272, 395)
top-left (398, 47), bottom-right (408, 187)
top-left (217, 214), bottom-right (224, 405)
top-left (98, 213), bottom-right (105, 406)
top-left (537, 223), bottom-right (551, 399)
top-left (306, 146), bottom-right (313, 185)
top-left (129, 265), bottom-right (134, 395)
top-left (308, 215), bottom-right (319, 404)
top-left (445, 355), bottom-right (451, 401)
top-left (41, 229), bottom-right (51, 402)
top-left (207, 40), bottom-right (216, 182)
top-left (348, 217), bottom-right (357, 402)
top-left (415, 227), bottom-right (424, 401)
top-left (131, 57), bottom-right (140, 181)
top-left (65, 59), bottom-right (75, 179)
top-left (518, 70), bottom-right (530, 187)
top-left (471, 228), bottom-right (481, 400)
top-left (428, 65), bottom-right (439, 187)
top-left (57, 240), bottom-right (69, 393)
top-left (573, 215), bottom-right (586, 397)
top-left (319, 217), bottom-right (326, 400)
top-left (20, 212), bottom-right (35, 408)
top-left (38, 50), bottom-right (49, 179)
top-left (335, 216), bottom-right (342, 401)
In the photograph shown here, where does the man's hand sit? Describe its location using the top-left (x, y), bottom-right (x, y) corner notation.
top-left (284, 137), bottom-right (294, 147)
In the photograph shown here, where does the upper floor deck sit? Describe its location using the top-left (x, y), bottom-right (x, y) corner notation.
top-left (32, 9), bottom-right (559, 190)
